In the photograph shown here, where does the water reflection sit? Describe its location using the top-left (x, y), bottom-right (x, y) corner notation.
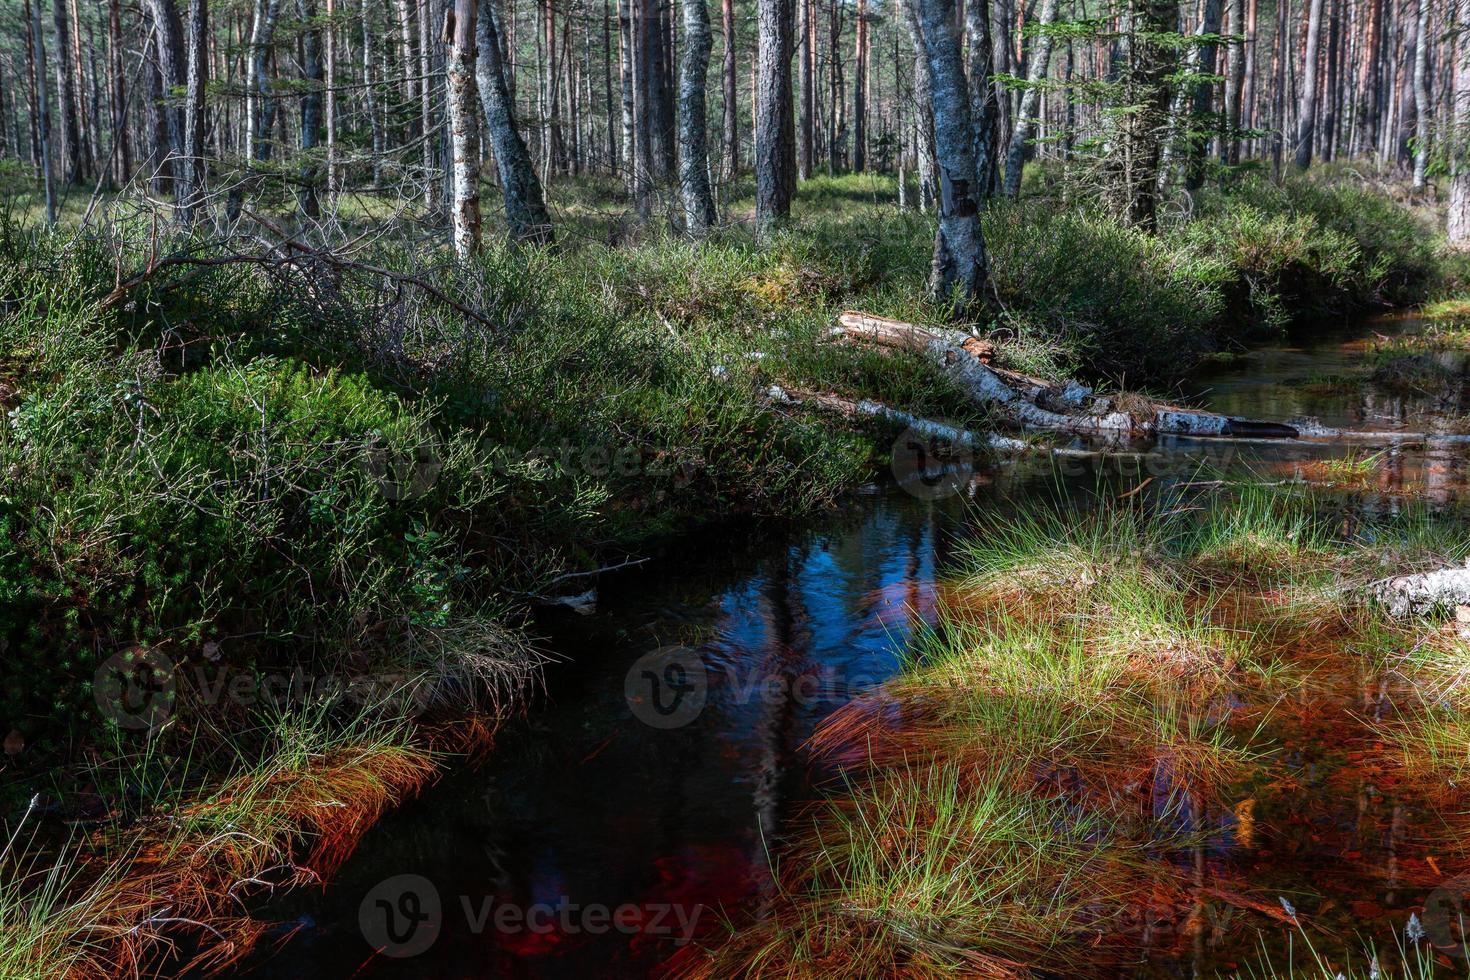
top-left (246, 318), bottom-right (1470, 978)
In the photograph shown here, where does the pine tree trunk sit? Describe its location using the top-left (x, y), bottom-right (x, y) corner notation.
top-left (107, 0), bottom-right (131, 183)
top-left (797, 0), bottom-right (813, 178)
top-left (851, 0), bottom-right (866, 170)
top-left (755, 0), bottom-right (794, 233)
top-left (182, 0), bottom-right (208, 222)
top-left (362, 0), bottom-right (384, 185)
top-left (476, 0), bottom-right (554, 242)
top-left (297, 0), bottom-right (323, 216)
top-left (52, 0), bottom-right (83, 184)
top-left (24, 0), bottom-right (42, 171)
top-left (677, 0), bottom-right (716, 233)
top-left (1001, 0), bottom-right (1058, 197)
top-left (915, 0), bottom-right (989, 306)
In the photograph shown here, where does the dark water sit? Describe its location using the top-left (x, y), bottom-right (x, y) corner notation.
top-left (242, 317), bottom-right (1470, 979)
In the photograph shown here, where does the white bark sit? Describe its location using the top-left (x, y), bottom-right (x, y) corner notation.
top-left (446, 0), bottom-right (482, 259)
top-left (1002, 0), bottom-right (1059, 198)
top-left (1373, 566), bottom-right (1470, 618)
top-left (1450, 0), bottom-right (1470, 245)
top-left (831, 312), bottom-right (1299, 438)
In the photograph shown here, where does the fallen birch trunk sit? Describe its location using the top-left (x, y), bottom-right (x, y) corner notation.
top-left (1370, 565), bottom-right (1470, 617)
top-left (831, 312), bottom-right (1299, 440)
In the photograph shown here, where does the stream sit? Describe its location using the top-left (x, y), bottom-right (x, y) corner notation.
top-left (243, 315), bottom-right (1470, 978)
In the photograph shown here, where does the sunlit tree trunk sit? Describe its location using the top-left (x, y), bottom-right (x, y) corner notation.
top-left (678, 0), bottom-right (716, 234)
top-left (915, 0), bottom-right (990, 306)
top-left (797, 0), bottom-right (813, 178)
top-left (1294, 0), bottom-right (1324, 168)
top-left (1411, 0), bottom-right (1431, 188)
top-left (1449, 0), bottom-right (1470, 245)
top-left (1002, 0), bottom-right (1058, 197)
top-left (447, 0), bottom-right (482, 257)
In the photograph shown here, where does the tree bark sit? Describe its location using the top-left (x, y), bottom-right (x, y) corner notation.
top-left (30, 0), bottom-right (57, 225)
top-left (913, 0), bottom-right (989, 306)
top-left (1222, 0), bottom-right (1244, 165)
top-left (246, 0), bottom-right (281, 161)
top-left (296, 0), bottom-right (323, 216)
top-left (1450, 0), bottom-right (1470, 246)
top-left (899, 0), bottom-right (936, 210)
top-left (476, 0), bottom-right (555, 242)
top-left (797, 0), bottom-right (813, 178)
top-left (678, 0), bottom-right (717, 234)
top-left (755, 0), bottom-right (795, 234)
top-left (1412, 0), bottom-right (1431, 188)
top-left (721, 0), bottom-right (737, 177)
top-left (446, 0), bottom-right (483, 258)
top-left (1294, 0), bottom-right (1324, 168)
top-left (52, 0), bottom-right (83, 184)
top-left (964, 0), bottom-right (998, 196)
top-left (851, 0), bottom-right (867, 170)
top-left (1001, 0), bottom-right (1059, 198)
top-left (182, 0), bottom-right (208, 223)
top-left (107, 0), bottom-right (131, 184)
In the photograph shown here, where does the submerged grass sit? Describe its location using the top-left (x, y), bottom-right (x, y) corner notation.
top-left (687, 482), bottom-right (1470, 977)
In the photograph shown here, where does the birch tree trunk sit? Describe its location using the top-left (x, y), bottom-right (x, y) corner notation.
top-left (1450, 0), bottom-right (1470, 245)
top-left (297, 0), bottom-right (323, 216)
top-left (446, 0), bottom-right (483, 258)
top-left (246, 0), bottom-right (281, 161)
top-left (914, 0), bottom-right (990, 306)
top-left (476, 0), bottom-right (555, 242)
top-left (1222, 0), bottom-right (1244, 165)
top-left (755, 0), bottom-right (795, 234)
top-left (963, 0), bottom-right (997, 196)
top-left (1412, 0), bottom-right (1431, 188)
top-left (1294, 0), bottom-right (1325, 168)
top-left (1001, 0), bottom-right (1058, 198)
top-left (899, 0), bottom-right (936, 210)
top-left (677, 0), bottom-right (717, 234)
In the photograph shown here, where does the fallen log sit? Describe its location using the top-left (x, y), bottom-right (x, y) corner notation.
top-left (1371, 565), bottom-right (1470, 617)
top-left (831, 312), bottom-right (1298, 440)
top-left (766, 385), bottom-right (1031, 453)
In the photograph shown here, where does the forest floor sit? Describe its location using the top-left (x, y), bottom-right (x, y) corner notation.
top-left (0, 163), bottom-right (1466, 976)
